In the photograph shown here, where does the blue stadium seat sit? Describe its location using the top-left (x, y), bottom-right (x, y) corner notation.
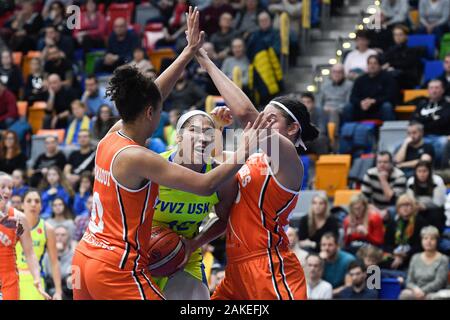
top-left (407, 34), bottom-right (436, 59)
top-left (379, 278), bottom-right (401, 300)
top-left (300, 155), bottom-right (310, 190)
top-left (423, 60), bottom-right (444, 83)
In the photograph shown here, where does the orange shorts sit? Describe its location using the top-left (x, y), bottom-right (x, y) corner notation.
top-left (0, 271), bottom-right (19, 300)
top-left (72, 250), bottom-right (165, 300)
top-left (212, 249), bottom-right (307, 300)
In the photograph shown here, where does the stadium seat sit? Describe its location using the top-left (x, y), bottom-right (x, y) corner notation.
top-left (17, 101), bottom-right (28, 119)
top-left (333, 189), bottom-right (361, 207)
top-left (106, 2), bottom-right (135, 34)
top-left (378, 121), bottom-right (409, 154)
top-left (12, 51), bottom-right (23, 67)
top-left (289, 190), bottom-right (327, 222)
top-left (148, 48), bottom-right (176, 73)
top-left (22, 51), bottom-right (41, 81)
top-left (379, 278), bottom-right (401, 300)
top-left (409, 10), bottom-right (419, 29)
top-left (395, 105), bottom-right (416, 120)
top-left (315, 155), bottom-right (351, 197)
top-left (407, 34), bottom-right (436, 59)
top-left (28, 135), bottom-right (48, 168)
top-left (28, 102), bottom-right (47, 134)
top-left (36, 129), bottom-right (65, 144)
top-left (135, 3), bottom-right (161, 32)
top-left (403, 89), bottom-right (429, 103)
top-left (423, 60), bottom-right (444, 83)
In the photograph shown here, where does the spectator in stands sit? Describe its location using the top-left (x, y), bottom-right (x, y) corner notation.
top-left (418, 0), bottom-right (449, 41)
top-left (64, 130), bottom-right (95, 186)
top-left (6, 0), bottom-right (44, 53)
top-left (43, 225), bottom-right (75, 300)
top-left (29, 135), bottom-right (67, 187)
top-left (91, 105), bottom-right (116, 143)
top-left (0, 81), bottom-right (18, 129)
top-left (317, 63), bottom-right (353, 131)
top-left (299, 92), bottom-right (331, 155)
top-left (343, 194), bottom-right (385, 253)
top-left (400, 226), bottom-right (448, 299)
top-left (74, 194), bottom-right (92, 241)
top-left (362, 151), bottom-right (407, 220)
top-left (343, 30), bottom-right (377, 79)
top-left (209, 267), bottom-right (226, 295)
top-left (221, 38), bottom-right (250, 87)
top-left (381, 0), bottom-right (409, 27)
top-left (43, 0), bottom-right (70, 35)
top-left (43, 45), bottom-right (74, 87)
top-left (394, 122), bottom-right (435, 177)
top-left (356, 244), bottom-right (385, 270)
top-left (73, 0), bottom-right (107, 52)
top-left (39, 166), bottom-right (73, 219)
top-left (320, 232), bottom-right (356, 292)
top-left (407, 161), bottom-right (447, 230)
top-left (0, 130), bottom-right (27, 174)
top-left (384, 194), bottom-right (428, 270)
top-left (128, 48), bottom-right (153, 74)
top-left (38, 25), bottom-right (74, 60)
top-left (65, 100), bottom-right (92, 146)
top-left (24, 57), bottom-right (47, 105)
top-left (200, 0), bottom-right (234, 36)
top-left (43, 73), bottom-right (77, 129)
top-left (268, 0), bottom-right (302, 66)
top-left (10, 194), bottom-right (23, 211)
top-left (305, 253), bottom-right (333, 300)
top-left (246, 11), bottom-right (281, 56)
top-left (72, 172), bottom-right (92, 217)
top-left (81, 75), bottom-right (113, 117)
top-left (437, 53), bottom-right (450, 98)
top-left (286, 226), bottom-right (308, 266)
top-left (381, 24), bottom-right (422, 89)
top-left (298, 194), bottom-right (340, 252)
top-left (94, 17), bottom-right (140, 74)
top-left (343, 55), bottom-right (397, 122)
top-left (412, 79), bottom-right (450, 168)
top-left (0, 50), bottom-right (23, 97)
top-left (46, 197), bottom-right (76, 238)
top-left (165, 70), bottom-right (206, 111)
top-left (335, 260), bottom-right (379, 299)
top-left (210, 12), bottom-right (237, 61)
top-left (12, 169), bottom-right (29, 197)
top-left (233, 0), bottom-right (259, 39)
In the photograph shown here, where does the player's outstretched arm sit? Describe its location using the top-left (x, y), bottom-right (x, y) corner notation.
top-left (154, 6), bottom-right (205, 100)
top-left (195, 48), bottom-right (259, 126)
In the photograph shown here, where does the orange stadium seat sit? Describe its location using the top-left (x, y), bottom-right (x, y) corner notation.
top-left (333, 189), bottom-right (361, 207)
top-left (28, 101), bottom-right (47, 134)
top-left (36, 129), bottom-right (65, 144)
top-left (12, 52), bottom-right (23, 67)
top-left (395, 89), bottom-right (429, 120)
top-left (148, 48), bottom-right (177, 73)
top-left (17, 101), bottom-right (28, 118)
top-left (315, 155), bottom-right (352, 197)
top-left (403, 89), bottom-right (429, 103)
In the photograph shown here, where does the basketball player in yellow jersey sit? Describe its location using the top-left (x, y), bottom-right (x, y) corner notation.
top-left (151, 110), bottom-right (237, 300)
top-left (16, 189), bottom-right (62, 300)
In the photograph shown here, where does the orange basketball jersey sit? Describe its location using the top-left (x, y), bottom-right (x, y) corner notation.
top-left (0, 207), bottom-right (19, 273)
top-left (226, 153), bottom-right (299, 262)
top-left (75, 131), bottom-right (159, 271)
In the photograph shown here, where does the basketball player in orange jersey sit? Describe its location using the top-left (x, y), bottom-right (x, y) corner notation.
top-left (194, 48), bottom-right (319, 300)
top-left (71, 7), bottom-right (273, 300)
top-left (0, 172), bottom-right (51, 300)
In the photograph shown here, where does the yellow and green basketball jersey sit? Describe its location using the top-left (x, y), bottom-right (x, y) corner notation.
top-left (16, 218), bottom-right (47, 300)
top-left (152, 150), bottom-right (219, 289)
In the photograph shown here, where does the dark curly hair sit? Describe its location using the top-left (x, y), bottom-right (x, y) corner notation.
top-left (105, 65), bottom-right (161, 123)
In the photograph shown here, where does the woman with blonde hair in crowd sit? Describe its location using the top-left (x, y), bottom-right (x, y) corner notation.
top-left (384, 194), bottom-right (428, 270)
top-left (400, 226), bottom-right (448, 300)
top-left (343, 194), bottom-right (384, 254)
top-left (298, 194), bottom-right (339, 252)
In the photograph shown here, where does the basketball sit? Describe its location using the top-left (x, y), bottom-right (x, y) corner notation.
top-left (147, 226), bottom-right (186, 277)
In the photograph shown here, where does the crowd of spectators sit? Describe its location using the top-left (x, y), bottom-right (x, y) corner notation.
top-left (0, 0), bottom-right (449, 300)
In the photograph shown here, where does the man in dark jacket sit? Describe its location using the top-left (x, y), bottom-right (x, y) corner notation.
top-left (343, 55), bottom-right (398, 122)
top-left (412, 79), bottom-right (450, 167)
top-left (437, 53), bottom-right (450, 98)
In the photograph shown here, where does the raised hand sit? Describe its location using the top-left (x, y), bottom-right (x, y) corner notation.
top-left (210, 106), bottom-right (233, 131)
top-left (185, 6), bottom-right (205, 55)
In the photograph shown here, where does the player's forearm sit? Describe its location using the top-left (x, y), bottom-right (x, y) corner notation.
top-left (197, 54), bottom-right (258, 125)
top-left (155, 48), bottom-right (195, 101)
top-left (24, 248), bottom-right (43, 284)
top-left (190, 216), bottom-right (227, 251)
top-left (200, 161), bottom-right (241, 196)
top-left (52, 261), bottom-right (63, 295)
